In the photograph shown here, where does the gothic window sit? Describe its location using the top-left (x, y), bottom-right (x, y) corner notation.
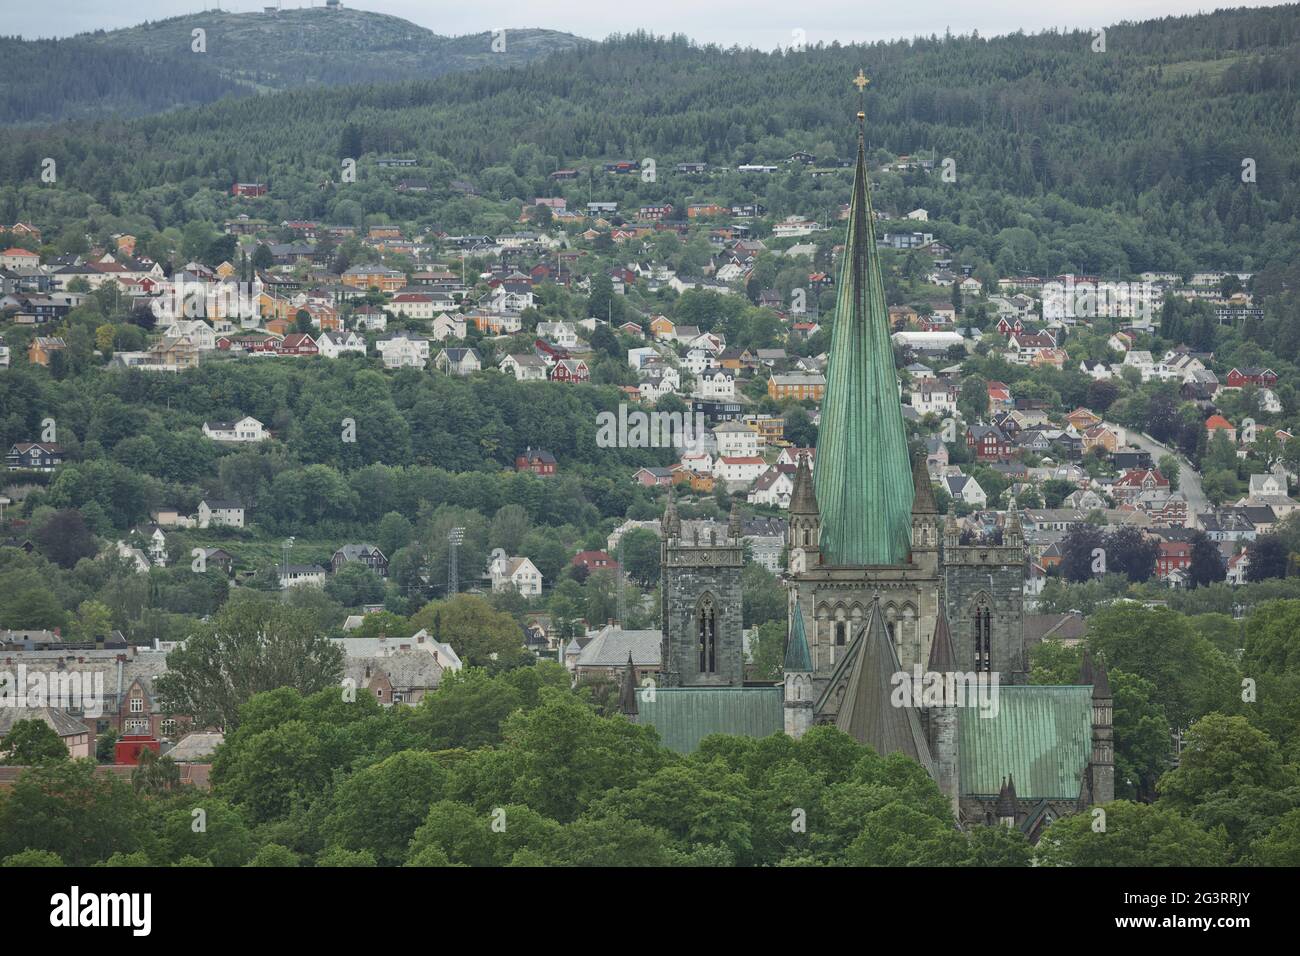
top-left (973, 600), bottom-right (992, 672)
top-left (697, 594), bottom-right (717, 673)
top-left (835, 621), bottom-right (846, 646)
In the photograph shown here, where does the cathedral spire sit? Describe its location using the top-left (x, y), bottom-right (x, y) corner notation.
top-left (618, 651), bottom-right (639, 717)
top-left (790, 451), bottom-right (818, 515)
top-left (814, 72), bottom-right (914, 566)
top-left (784, 604), bottom-right (813, 672)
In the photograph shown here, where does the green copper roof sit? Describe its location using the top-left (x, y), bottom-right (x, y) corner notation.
top-left (814, 117), bottom-right (913, 566)
top-left (958, 685), bottom-right (1092, 799)
top-left (784, 604), bottom-right (813, 672)
top-left (637, 687), bottom-right (784, 753)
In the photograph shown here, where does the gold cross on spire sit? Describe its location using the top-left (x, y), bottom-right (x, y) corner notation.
top-left (853, 69), bottom-right (869, 124)
top-left (853, 69), bottom-right (869, 92)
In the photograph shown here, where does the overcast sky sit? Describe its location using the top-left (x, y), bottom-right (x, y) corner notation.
top-left (12, 0), bottom-right (1277, 45)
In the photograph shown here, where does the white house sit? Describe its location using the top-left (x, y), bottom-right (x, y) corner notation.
top-left (279, 564), bottom-right (328, 589)
top-left (376, 333), bottom-right (430, 369)
top-left (682, 348), bottom-right (714, 375)
top-left (197, 498), bottom-right (245, 529)
top-left (697, 366), bottom-right (737, 400)
top-left (159, 319), bottom-right (218, 351)
top-left (714, 421), bottom-right (760, 458)
top-left (488, 550), bottom-right (543, 597)
top-left (944, 473), bottom-right (987, 508)
top-left (747, 466), bottom-right (795, 508)
top-left (500, 353), bottom-right (549, 381)
top-left (202, 417), bottom-right (267, 443)
top-left (317, 330), bottom-right (367, 358)
top-left (434, 348), bottom-right (482, 377)
top-left (388, 293), bottom-right (437, 320)
top-left (712, 455), bottom-right (766, 487)
top-left (909, 379), bottom-right (956, 417)
top-left (430, 312), bottom-right (467, 341)
top-left (537, 321), bottom-right (579, 348)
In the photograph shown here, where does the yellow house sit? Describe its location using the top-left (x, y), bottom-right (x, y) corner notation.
top-left (215, 261), bottom-right (237, 279)
top-left (649, 315), bottom-right (675, 339)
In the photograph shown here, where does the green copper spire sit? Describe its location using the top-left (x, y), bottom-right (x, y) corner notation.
top-left (784, 604), bottom-right (813, 672)
top-left (814, 73), bottom-right (914, 566)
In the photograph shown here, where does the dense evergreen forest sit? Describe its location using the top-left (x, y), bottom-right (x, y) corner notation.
top-left (0, 8), bottom-right (584, 125)
top-left (0, 36), bottom-right (246, 124)
top-left (1, 6), bottom-right (1297, 276)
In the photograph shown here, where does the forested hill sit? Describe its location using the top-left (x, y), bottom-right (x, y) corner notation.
top-left (0, 36), bottom-right (245, 125)
top-left (82, 8), bottom-right (586, 89)
top-left (1, 5), bottom-right (1298, 275)
top-left (0, 7), bottom-right (585, 125)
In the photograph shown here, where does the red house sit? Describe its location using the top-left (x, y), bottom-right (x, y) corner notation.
top-left (1157, 540), bottom-right (1191, 578)
top-left (516, 447), bottom-right (557, 476)
top-left (1112, 468), bottom-right (1170, 503)
top-left (550, 359), bottom-right (590, 384)
top-left (1225, 367), bottom-right (1278, 389)
top-left (572, 550), bottom-right (619, 572)
top-left (231, 182), bottom-right (268, 197)
top-left (277, 333), bottom-right (319, 356)
top-left (966, 424), bottom-right (1012, 461)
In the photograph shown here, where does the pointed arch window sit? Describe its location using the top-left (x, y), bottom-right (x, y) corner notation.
top-left (973, 602), bottom-right (992, 672)
top-left (697, 594), bottom-right (717, 673)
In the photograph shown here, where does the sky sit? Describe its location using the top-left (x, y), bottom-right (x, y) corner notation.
top-left (9, 0), bottom-right (1282, 45)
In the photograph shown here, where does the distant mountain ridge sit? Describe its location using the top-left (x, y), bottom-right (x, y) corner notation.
top-left (0, 6), bottom-right (586, 125)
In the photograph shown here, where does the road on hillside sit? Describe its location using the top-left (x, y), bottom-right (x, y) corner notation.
top-left (1107, 422), bottom-right (1210, 517)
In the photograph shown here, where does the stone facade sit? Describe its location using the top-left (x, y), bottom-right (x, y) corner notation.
top-left (659, 499), bottom-right (746, 688)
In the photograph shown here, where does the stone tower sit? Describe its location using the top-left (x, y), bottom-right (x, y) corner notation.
top-left (925, 599), bottom-right (960, 817)
top-left (1082, 650), bottom-right (1115, 804)
top-left (660, 495), bottom-right (745, 687)
top-left (941, 503), bottom-right (1028, 684)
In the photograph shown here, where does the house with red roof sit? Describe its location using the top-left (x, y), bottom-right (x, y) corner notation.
top-left (1205, 415), bottom-right (1237, 443)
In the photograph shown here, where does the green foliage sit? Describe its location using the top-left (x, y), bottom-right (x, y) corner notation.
top-left (0, 720), bottom-right (69, 766)
top-left (1036, 800), bottom-right (1231, 866)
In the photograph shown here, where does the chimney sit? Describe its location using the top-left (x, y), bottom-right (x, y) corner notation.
top-left (116, 654), bottom-right (127, 663)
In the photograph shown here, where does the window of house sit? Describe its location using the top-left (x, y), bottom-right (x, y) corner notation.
top-left (129, 697), bottom-right (143, 713)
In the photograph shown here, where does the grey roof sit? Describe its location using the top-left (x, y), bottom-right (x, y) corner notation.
top-left (575, 628), bottom-right (661, 668)
top-left (0, 706), bottom-right (88, 738)
top-left (166, 731), bottom-right (224, 762)
top-left (833, 600), bottom-right (936, 775)
top-left (343, 649), bottom-right (444, 691)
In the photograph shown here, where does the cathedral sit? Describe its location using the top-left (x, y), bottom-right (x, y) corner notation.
top-left (630, 76), bottom-right (1113, 839)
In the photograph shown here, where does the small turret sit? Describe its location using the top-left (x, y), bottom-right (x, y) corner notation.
top-left (618, 651), bottom-right (639, 718)
top-left (1004, 496), bottom-right (1023, 548)
top-left (788, 452), bottom-right (821, 573)
top-left (661, 485), bottom-right (681, 538)
top-left (996, 775), bottom-right (1018, 827)
top-left (728, 500), bottom-right (743, 540)
top-left (783, 604), bottom-right (815, 740)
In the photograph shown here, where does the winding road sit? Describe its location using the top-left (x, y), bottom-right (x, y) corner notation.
top-left (1107, 422), bottom-right (1209, 517)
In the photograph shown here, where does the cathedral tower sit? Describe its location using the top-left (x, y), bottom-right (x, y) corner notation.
top-left (660, 495), bottom-right (745, 687)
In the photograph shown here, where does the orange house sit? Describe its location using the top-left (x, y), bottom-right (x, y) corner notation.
top-left (1066, 408), bottom-right (1102, 431)
top-left (768, 373), bottom-right (825, 402)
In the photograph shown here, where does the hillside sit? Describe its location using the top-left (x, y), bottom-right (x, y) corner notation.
top-left (2, 6), bottom-right (1297, 278)
top-left (0, 6), bottom-right (585, 125)
top-left (83, 7), bottom-right (586, 89)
